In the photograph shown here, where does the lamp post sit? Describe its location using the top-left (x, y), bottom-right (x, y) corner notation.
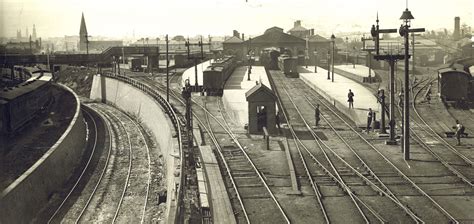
top-left (314, 51), bottom-right (318, 73)
top-left (379, 89), bottom-right (387, 134)
top-left (248, 37), bottom-right (252, 81)
top-left (327, 50), bottom-right (330, 79)
top-left (346, 37), bottom-right (349, 65)
top-left (353, 46), bottom-right (357, 68)
top-left (305, 35), bottom-right (309, 68)
top-left (371, 13), bottom-right (403, 145)
top-left (331, 34), bottom-right (336, 82)
top-left (399, 8), bottom-right (425, 160)
top-left (166, 34), bottom-right (169, 102)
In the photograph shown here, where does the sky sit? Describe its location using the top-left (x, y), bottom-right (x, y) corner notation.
top-left (0, 0), bottom-right (472, 39)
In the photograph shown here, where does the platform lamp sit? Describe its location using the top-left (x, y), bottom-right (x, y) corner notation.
top-left (327, 50), bottom-right (330, 79)
top-left (247, 37), bottom-right (252, 81)
top-left (314, 50), bottom-right (317, 73)
top-left (331, 34), bottom-right (336, 82)
top-left (399, 7), bottom-right (425, 160)
top-left (345, 37), bottom-right (349, 65)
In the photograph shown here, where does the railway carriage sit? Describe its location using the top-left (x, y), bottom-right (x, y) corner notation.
top-left (202, 56), bottom-right (236, 96)
top-left (0, 71), bottom-right (53, 134)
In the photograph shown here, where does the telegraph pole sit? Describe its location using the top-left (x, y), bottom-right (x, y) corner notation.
top-left (331, 34), bottom-right (336, 82)
top-left (185, 37), bottom-right (210, 92)
top-left (327, 50), bottom-right (330, 80)
top-left (361, 35), bottom-right (374, 83)
top-left (166, 34), bottom-right (170, 102)
top-left (399, 8), bottom-right (425, 160)
top-left (370, 13), bottom-right (403, 145)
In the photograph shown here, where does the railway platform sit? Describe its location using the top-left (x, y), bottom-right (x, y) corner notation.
top-left (181, 60), bottom-right (212, 88)
top-left (333, 64), bottom-right (374, 83)
top-left (298, 66), bottom-right (380, 128)
top-left (222, 66), bottom-right (271, 128)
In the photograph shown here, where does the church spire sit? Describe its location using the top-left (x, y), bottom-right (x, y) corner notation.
top-left (32, 24), bottom-right (37, 40)
top-left (80, 12), bottom-right (88, 36)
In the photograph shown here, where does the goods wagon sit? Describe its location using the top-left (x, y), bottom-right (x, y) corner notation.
top-left (278, 55), bottom-right (299, 78)
top-left (437, 67), bottom-right (472, 103)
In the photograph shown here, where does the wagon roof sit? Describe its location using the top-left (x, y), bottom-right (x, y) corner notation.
top-left (0, 80), bottom-right (50, 101)
top-left (438, 68), bottom-right (471, 78)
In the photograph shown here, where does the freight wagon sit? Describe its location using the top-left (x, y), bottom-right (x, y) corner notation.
top-left (437, 67), bottom-right (472, 105)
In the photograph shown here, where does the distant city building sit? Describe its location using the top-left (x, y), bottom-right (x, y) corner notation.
top-left (458, 38), bottom-right (473, 58)
top-left (78, 13), bottom-right (123, 52)
top-left (32, 24), bottom-right (37, 40)
top-left (129, 36), bottom-right (222, 53)
top-left (2, 40), bottom-right (41, 54)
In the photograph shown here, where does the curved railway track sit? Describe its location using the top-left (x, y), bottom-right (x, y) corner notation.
top-left (405, 80), bottom-right (474, 186)
top-left (47, 103), bottom-right (152, 223)
top-left (393, 78), bottom-right (474, 188)
top-left (47, 105), bottom-right (108, 223)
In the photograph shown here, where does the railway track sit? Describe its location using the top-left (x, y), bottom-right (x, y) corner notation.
top-left (133, 75), bottom-right (292, 223)
top-left (404, 80), bottom-right (474, 187)
top-left (203, 97), bottom-right (290, 223)
top-left (47, 103), bottom-right (152, 223)
top-left (269, 70), bottom-right (425, 223)
top-left (268, 69), bottom-right (459, 223)
top-left (47, 105), bottom-right (109, 223)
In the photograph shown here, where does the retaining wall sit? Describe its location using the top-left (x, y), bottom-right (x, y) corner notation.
top-left (0, 84), bottom-right (85, 223)
top-left (89, 74), bottom-right (179, 222)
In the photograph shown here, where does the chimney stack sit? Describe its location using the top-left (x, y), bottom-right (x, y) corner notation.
top-left (454, 17), bottom-right (461, 40)
top-left (233, 30), bottom-right (240, 38)
top-left (294, 20), bottom-right (301, 27)
top-left (242, 33), bottom-right (245, 41)
top-left (311, 29), bottom-right (314, 36)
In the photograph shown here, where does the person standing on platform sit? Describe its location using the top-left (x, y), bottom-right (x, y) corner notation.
top-left (275, 111), bottom-right (281, 131)
top-left (367, 108), bottom-right (373, 133)
top-left (315, 104), bottom-right (321, 127)
top-left (348, 89), bottom-right (354, 109)
top-left (454, 120), bottom-right (464, 145)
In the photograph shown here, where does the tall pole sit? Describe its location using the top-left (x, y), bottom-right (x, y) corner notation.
top-left (305, 35), bottom-right (309, 68)
top-left (122, 47), bottom-right (125, 65)
top-left (346, 37), bottom-right (349, 65)
top-left (388, 59), bottom-right (397, 144)
top-left (412, 34), bottom-right (415, 77)
top-left (314, 51), bottom-right (317, 73)
top-left (399, 7), bottom-right (425, 160)
top-left (403, 24), bottom-right (410, 160)
top-left (247, 37), bottom-right (252, 81)
top-left (368, 51), bottom-right (372, 82)
top-left (327, 50), bottom-right (330, 79)
top-left (166, 34), bottom-right (169, 102)
top-left (379, 89), bottom-right (387, 134)
top-left (332, 40), bottom-right (335, 82)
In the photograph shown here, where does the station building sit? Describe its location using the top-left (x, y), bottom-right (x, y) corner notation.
top-left (223, 21), bottom-right (332, 66)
